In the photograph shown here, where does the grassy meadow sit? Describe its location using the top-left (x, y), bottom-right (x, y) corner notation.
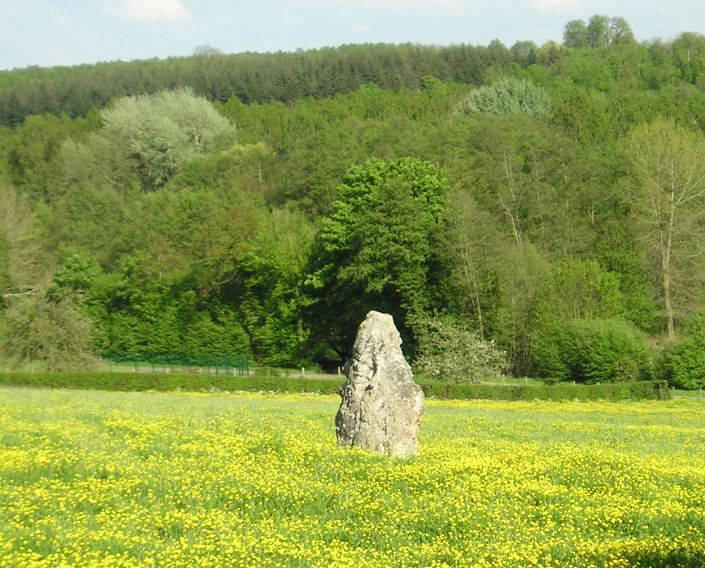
top-left (0, 387), bottom-right (704, 568)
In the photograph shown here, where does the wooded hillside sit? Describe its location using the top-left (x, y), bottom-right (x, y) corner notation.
top-left (4, 16), bottom-right (705, 387)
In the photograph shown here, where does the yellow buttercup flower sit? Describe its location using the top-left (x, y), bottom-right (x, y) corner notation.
top-left (0, 387), bottom-right (703, 567)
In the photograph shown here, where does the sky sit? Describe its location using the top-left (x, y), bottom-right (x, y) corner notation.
top-left (1, 0), bottom-right (704, 71)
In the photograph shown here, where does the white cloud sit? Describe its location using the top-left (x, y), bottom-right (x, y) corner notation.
top-left (351, 22), bottom-right (370, 32)
top-left (104, 0), bottom-right (193, 23)
top-left (325, 0), bottom-right (472, 15)
top-left (526, 0), bottom-right (582, 11)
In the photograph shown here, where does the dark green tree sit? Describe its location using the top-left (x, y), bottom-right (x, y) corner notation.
top-left (239, 208), bottom-right (316, 366)
top-left (306, 158), bottom-right (450, 363)
top-left (658, 312), bottom-right (705, 389)
top-left (456, 77), bottom-right (551, 119)
top-left (510, 41), bottom-right (537, 67)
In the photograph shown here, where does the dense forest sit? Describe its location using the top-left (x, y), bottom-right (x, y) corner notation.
top-left (4, 15), bottom-right (705, 387)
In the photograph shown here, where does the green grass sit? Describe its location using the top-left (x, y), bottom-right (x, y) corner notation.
top-left (0, 387), bottom-right (703, 567)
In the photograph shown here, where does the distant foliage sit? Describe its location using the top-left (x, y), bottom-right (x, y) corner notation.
top-left (563, 15), bottom-right (635, 48)
top-left (0, 43), bottom-right (517, 127)
top-left (456, 77), bottom-right (551, 119)
top-left (101, 88), bottom-right (235, 187)
top-left (414, 317), bottom-right (508, 384)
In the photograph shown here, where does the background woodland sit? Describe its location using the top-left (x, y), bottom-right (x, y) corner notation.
top-left (4, 15), bottom-right (705, 387)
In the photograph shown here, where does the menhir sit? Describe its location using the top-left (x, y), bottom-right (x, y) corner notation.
top-left (335, 311), bottom-right (425, 456)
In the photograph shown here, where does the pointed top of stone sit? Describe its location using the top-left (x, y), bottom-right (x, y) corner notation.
top-left (350, 311), bottom-right (403, 364)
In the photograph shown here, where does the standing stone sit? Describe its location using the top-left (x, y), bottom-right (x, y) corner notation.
top-left (335, 311), bottom-right (425, 456)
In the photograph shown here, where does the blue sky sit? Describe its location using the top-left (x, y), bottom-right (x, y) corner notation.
top-left (2, 0), bottom-right (704, 71)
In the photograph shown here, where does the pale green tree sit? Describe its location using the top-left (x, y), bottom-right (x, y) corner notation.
top-left (456, 77), bottom-right (551, 120)
top-left (610, 17), bottom-right (635, 44)
top-left (0, 182), bottom-right (98, 371)
top-left (445, 190), bottom-right (497, 338)
top-left (629, 117), bottom-right (705, 339)
top-left (101, 87), bottom-right (235, 186)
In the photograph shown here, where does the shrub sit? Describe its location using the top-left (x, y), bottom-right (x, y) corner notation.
top-left (414, 317), bottom-right (508, 384)
top-left (533, 319), bottom-right (652, 383)
top-left (418, 380), bottom-right (669, 401)
top-left (657, 313), bottom-right (705, 390)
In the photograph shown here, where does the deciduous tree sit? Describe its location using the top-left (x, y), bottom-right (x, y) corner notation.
top-left (0, 183), bottom-right (47, 306)
top-left (563, 20), bottom-right (588, 49)
top-left (306, 158), bottom-right (450, 361)
top-left (101, 88), bottom-right (236, 187)
top-left (456, 77), bottom-right (551, 120)
top-left (628, 117), bottom-right (705, 339)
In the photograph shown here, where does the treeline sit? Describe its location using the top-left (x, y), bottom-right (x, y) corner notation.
top-left (3, 23), bottom-right (705, 128)
top-left (4, 17), bottom-right (705, 388)
top-left (0, 42), bottom-right (529, 127)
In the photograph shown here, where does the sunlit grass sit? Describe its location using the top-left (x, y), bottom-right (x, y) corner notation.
top-left (1, 387), bottom-right (704, 567)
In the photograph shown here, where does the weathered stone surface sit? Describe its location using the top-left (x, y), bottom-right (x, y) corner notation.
top-left (335, 310), bottom-right (425, 456)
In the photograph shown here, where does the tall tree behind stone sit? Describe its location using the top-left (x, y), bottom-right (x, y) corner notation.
top-left (306, 158), bottom-right (450, 362)
top-left (336, 311), bottom-right (424, 457)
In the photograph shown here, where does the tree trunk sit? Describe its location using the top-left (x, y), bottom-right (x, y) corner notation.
top-left (663, 270), bottom-right (675, 340)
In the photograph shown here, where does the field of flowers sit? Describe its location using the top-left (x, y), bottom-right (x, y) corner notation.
top-left (1, 386), bottom-right (704, 568)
